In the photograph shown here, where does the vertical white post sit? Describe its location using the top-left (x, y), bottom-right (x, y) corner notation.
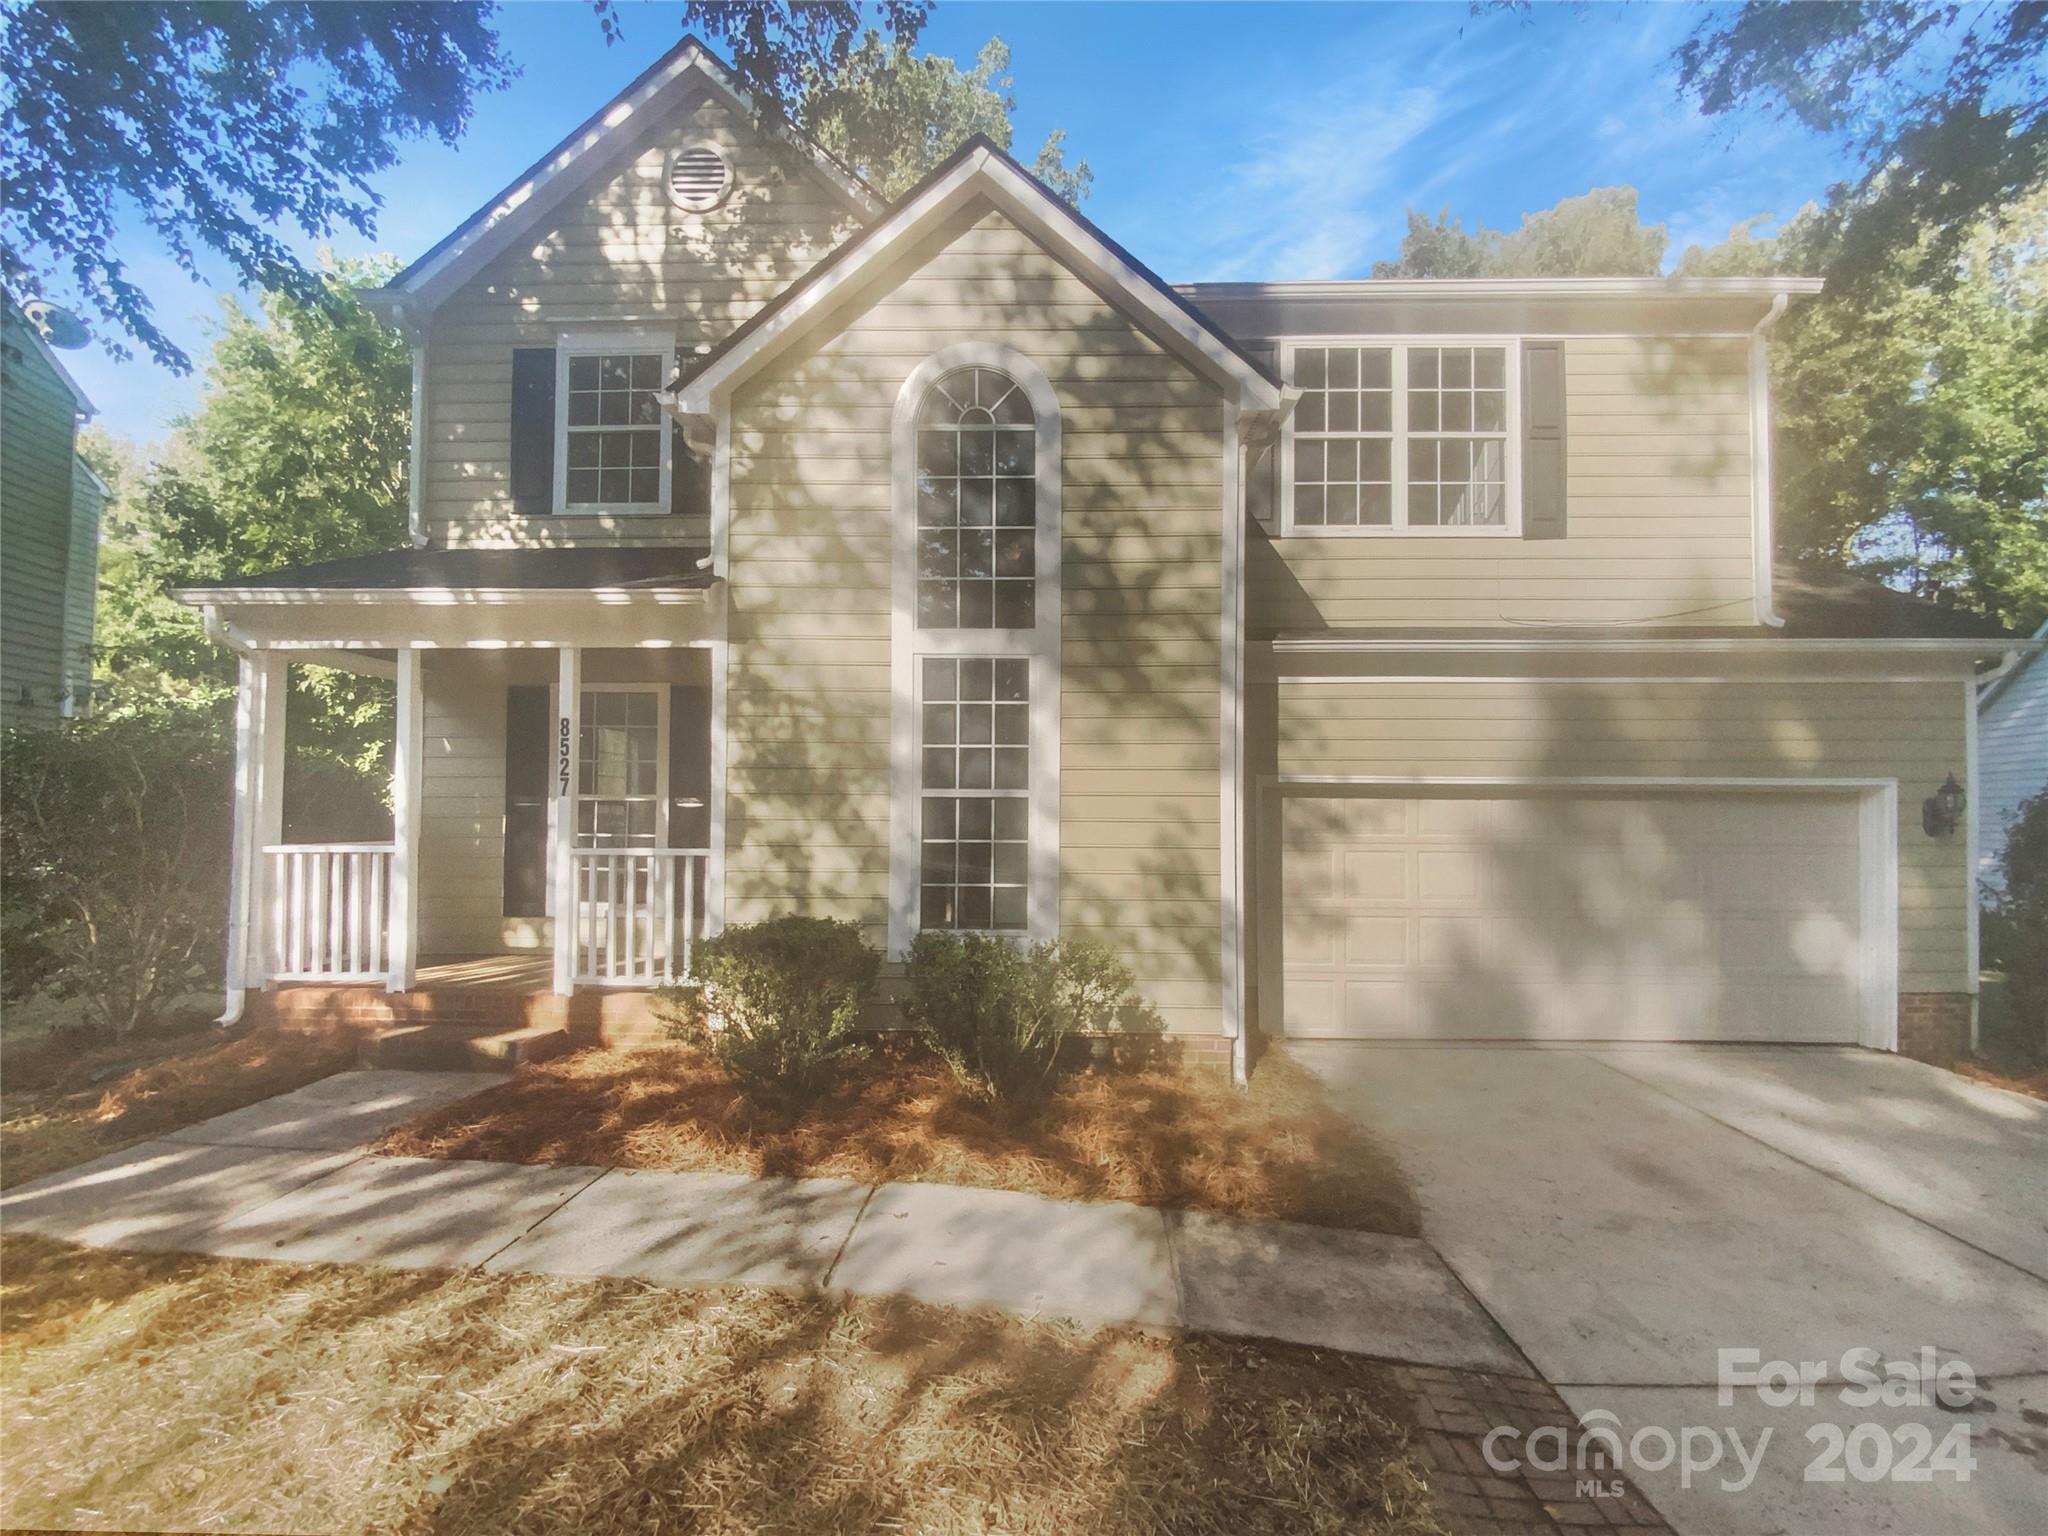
top-left (553, 645), bottom-right (582, 995)
top-left (221, 650), bottom-right (287, 1020)
top-left (387, 648), bottom-right (424, 992)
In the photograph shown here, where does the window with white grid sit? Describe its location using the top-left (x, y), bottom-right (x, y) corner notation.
top-left (918, 656), bottom-right (1030, 932)
top-left (914, 366), bottom-right (1037, 629)
top-left (556, 336), bottom-right (671, 513)
top-left (1286, 340), bottom-right (1516, 533)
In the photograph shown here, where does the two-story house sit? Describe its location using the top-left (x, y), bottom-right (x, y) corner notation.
top-left (177, 37), bottom-right (2026, 1078)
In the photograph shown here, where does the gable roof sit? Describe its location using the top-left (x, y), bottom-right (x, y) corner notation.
top-left (672, 136), bottom-right (1285, 415)
top-left (368, 34), bottom-right (879, 318)
top-left (3, 292), bottom-right (94, 416)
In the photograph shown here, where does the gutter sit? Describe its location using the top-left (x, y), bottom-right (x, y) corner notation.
top-left (1263, 635), bottom-right (2035, 656)
top-left (1750, 292), bottom-right (1791, 627)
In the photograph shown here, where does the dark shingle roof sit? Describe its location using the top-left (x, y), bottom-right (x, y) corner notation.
top-left (1772, 561), bottom-right (2016, 640)
top-left (194, 546), bottom-right (713, 593)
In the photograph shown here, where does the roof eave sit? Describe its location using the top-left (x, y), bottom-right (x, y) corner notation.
top-left (372, 37), bottom-right (878, 318)
top-left (674, 141), bottom-right (1282, 417)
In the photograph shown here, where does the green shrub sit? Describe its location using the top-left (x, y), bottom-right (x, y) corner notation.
top-left (1987, 789), bottom-right (2048, 1062)
top-left (901, 932), bottom-right (1135, 1104)
top-left (660, 915), bottom-right (879, 1109)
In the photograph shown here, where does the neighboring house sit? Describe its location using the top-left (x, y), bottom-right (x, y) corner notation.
top-left (1, 292), bottom-right (105, 728)
top-left (176, 38), bottom-right (2035, 1077)
top-left (1978, 617), bottom-right (2048, 895)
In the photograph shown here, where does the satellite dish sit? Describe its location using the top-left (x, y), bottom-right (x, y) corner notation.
top-left (21, 298), bottom-right (89, 349)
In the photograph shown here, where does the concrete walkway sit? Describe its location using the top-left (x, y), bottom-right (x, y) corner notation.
top-left (0, 1069), bottom-right (1524, 1375)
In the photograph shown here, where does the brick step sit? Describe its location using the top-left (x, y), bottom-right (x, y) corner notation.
top-left (359, 1023), bottom-right (571, 1072)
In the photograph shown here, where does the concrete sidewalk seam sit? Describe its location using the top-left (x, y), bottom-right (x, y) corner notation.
top-left (473, 1165), bottom-right (615, 1272)
top-left (818, 1179), bottom-right (884, 1291)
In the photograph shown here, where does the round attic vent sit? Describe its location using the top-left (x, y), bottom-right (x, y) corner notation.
top-left (667, 143), bottom-right (732, 212)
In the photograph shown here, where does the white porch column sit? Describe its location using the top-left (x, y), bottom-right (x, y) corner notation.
top-left (387, 648), bottom-right (424, 992)
top-left (552, 644), bottom-right (582, 995)
top-left (221, 651), bottom-right (287, 1020)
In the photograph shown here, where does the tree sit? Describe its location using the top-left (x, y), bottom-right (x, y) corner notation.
top-left (0, 1), bottom-right (514, 372)
top-left (1674, 2), bottom-right (2048, 285)
top-left (804, 35), bottom-right (1092, 203)
top-left (1371, 188), bottom-right (1666, 277)
top-left (94, 257), bottom-right (410, 779)
top-left (1, 1), bottom-right (933, 373)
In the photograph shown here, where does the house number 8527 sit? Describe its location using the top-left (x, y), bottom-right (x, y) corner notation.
top-left (558, 717), bottom-right (572, 796)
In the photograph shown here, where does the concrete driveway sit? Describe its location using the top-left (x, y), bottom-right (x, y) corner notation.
top-left (1290, 1043), bottom-right (2048, 1536)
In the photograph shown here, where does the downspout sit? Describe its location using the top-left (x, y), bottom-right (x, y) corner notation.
top-left (1749, 292), bottom-right (1790, 627)
top-left (408, 331), bottom-right (430, 548)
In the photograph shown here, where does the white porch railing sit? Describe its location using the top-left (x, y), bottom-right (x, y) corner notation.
top-left (570, 847), bottom-right (708, 986)
top-left (264, 843), bottom-right (397, 982)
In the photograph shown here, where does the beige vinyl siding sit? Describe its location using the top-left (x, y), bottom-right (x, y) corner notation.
top-left (423, 86), bottom-right (861, 549)
top-left (419, 651), bottom-right (522, 955)
top-left (724, 204), bottom-right (1228, 1033)
top-left (1272, 673), bottom-right (1973, 994)
top-left (0, 304), bottom-right (84, 728)
top-left (1251, 336), bottom-right (1756, 632)
top-left (416, 648), bottom-right (713, 955)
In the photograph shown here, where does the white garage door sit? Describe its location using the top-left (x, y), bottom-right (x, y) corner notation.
top-left (1279, 793), bottom-right (1868, 1043)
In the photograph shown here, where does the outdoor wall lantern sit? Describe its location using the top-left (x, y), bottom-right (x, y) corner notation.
top-left (1922, 772), bottom-right (1966, 838)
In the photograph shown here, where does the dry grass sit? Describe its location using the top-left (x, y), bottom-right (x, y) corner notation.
top-left (375, 1040), bottom-right (1420, 1235)
top-left (0, 1233), bottom-right (1448, 1536)
top-left (0, 1020), bottom-right (368, 1190)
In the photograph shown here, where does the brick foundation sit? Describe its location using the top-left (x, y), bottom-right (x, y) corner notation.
top-left (1897, 992), bottom-right (1972, 1066)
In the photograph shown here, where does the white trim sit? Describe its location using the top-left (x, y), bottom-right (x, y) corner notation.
top-left (551, 646), bottom-right (582, 994)
top-left (1261, 773), bottom-right (1899, 1051)
top-left (371, 41), bottom-right (877, 312)
top-left (1221, 402), bottom-right (1248, 1081)
top-left (407, 343), bottom-right (428, 547)
top-left (710, 397), bottom-right (732, 579)
top-left (1279, 671), bottom-right (1978, 685)
top-left (1963, 676), bottom-right (1981, 1052)
top-left (1749, 293), bottom-right (1789, 626)
top-left (387, 650), bottom-right (424, 992)
top-left (888, 343), bottom-right (1063, 958)
top-left (175, 586), bottom-right (711, 606)
top-left (677, 145), bottom-right (1282, 417)
top-left (1265, 635), bottom-right (2025, 657)
top-left (553, 329), bottom-right (676, 518)
top-left (705, 634), bottom-right (729, 938)
top-left (1278, 337), bottom-right (1522, 537)
top-left (221, 652), bottom-right (287, 1021)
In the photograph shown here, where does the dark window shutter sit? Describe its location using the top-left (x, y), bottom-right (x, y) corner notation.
top-left (668, 684), bottom-right (712, 849)
top-left (1522, 341), bottom-right (1566, 540)
top-left (510, 348), bottom-right (556, 516)
top-left (503, 685), bottom-right (550, 917)
top-left (671, 426), bottom-right (711, 519)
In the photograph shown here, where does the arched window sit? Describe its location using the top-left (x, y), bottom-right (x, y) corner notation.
top-left (914, 366), bottom-right (1037, 629)
top-left (890, 346), bottom-right (1061, 954)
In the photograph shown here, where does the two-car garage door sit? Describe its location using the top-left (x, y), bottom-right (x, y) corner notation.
top-left (1278, 791), bottom-right (1871, 1043)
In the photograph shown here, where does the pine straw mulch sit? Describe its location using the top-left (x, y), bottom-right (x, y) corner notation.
top-left (0, 1019), bottom-right (371, 1191)
top-left (1953, 1057), bottom-right (2048, 1102)
top-left (374, 1040), bottom-right (1421, 1236)
top-left (0, 1233), bottom-right (1449, 1536)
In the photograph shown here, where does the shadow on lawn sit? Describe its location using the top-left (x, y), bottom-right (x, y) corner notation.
top-left (0, 1234), bottom-right (1445, 1536)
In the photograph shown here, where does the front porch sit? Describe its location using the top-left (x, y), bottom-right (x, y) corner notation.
top-left (186, 550), bottom-right (726, 1034)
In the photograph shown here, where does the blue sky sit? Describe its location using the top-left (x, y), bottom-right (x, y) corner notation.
top-left (65, 1), bottom-right (1856, 443)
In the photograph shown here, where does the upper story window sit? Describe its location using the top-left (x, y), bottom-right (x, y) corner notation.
top-left (555, 332), bottom-right (672, 515)
top-left (915, 366), bottom-right (1036, 628)
top-left (1284, 339), bottom-right (1520, 535)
